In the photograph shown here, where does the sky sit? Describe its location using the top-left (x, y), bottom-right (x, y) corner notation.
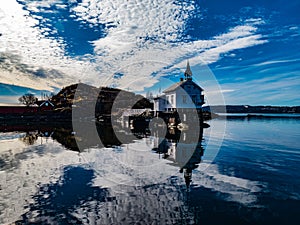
top-left (0, 0), bottom-right (299, 105)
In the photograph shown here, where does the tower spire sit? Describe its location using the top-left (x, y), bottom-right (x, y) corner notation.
top-left (184, 60), bottom-right (192, 80)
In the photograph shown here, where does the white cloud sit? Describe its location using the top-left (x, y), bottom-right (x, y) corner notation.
top-left (0, 0), bottom-right (267, 94)
top-left (0, 0), bottom-right (99, 91)
top-left (219, 73), bottom-right (300, 105)
top-left (252, 58), bottom-right (300, 67)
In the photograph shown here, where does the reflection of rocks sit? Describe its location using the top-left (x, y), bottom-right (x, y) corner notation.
top-left (0, 121), bottom-right (150, 152)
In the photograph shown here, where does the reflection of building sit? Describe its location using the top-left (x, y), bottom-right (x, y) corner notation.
top-left (151, 127), bottom-right (204, 190)
top-left (153, 61), bottom-right (205, 113)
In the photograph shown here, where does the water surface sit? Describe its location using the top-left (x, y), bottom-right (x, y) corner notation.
top-left (0, 117), bottom-right (300, 224)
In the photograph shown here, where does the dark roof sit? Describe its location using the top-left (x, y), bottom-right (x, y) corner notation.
top-left (153, 95), bottom-right (166, 100)
top-left (163, 80), bottom-right (203, 93)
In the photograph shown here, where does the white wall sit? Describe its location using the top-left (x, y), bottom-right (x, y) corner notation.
top-left (175, 88), bottom-right (202, 109)
top-left (161, 81), bottom-right (204, 111)
top-left (165, 91), bottom-right (176, 109)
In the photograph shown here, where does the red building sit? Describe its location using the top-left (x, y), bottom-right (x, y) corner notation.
top-left (0, 105), bottom-right (39, 114)
top-left (0, 100), bottom-right (55, 116)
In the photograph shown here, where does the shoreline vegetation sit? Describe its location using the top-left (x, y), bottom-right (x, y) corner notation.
top-left (0, 83), bottom-right (299, 122)
top-left (204, 105), bottom-right (300, 114)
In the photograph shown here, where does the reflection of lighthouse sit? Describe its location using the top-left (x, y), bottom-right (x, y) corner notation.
top-left (181, 168), bottom-right (192, 190)
top-left (152, 127), bottom-right (204, 190)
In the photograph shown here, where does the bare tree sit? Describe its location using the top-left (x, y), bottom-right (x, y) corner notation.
top-left (18, 93), bottom-right (38, 106)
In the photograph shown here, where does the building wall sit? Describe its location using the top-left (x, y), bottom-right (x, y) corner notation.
top-left (165, 88), bottom-right (203, 110)
top-left (153, 97), bottom-right (166, 112)
top-left (0, 106), bottom-right (39, 114)
top-left (165, 91), bottom-right (176, 110)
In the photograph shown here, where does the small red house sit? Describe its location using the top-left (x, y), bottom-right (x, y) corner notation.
top-left (0, 105), bottom-right (38, 114)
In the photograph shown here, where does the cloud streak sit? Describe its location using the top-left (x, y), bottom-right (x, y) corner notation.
top-left (0, 0), bottom-right (267, 96)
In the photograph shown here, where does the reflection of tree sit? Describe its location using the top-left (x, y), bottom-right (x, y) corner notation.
top-left (18, 166), bottom-right (110, 224)
top-left (20, 131), bottom-right (38, 146)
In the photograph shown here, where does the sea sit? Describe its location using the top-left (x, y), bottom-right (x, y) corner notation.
top-left (0, 115), bottom-right (300, 225)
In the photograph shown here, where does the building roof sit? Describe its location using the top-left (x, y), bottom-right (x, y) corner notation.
top-left (163, 79), bottom-right (203, 93)
top-left (163, 61), bottom-right (203, 93)
top-left (163, 81), bottom-right (185, 93)
top-left (39, 100), bottom-right (54, 107)
top-left (153, 94), bottom-right (166, 100)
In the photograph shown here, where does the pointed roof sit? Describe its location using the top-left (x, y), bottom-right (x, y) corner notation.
top-left (39, 99), bottom-right (54, 107)
top-left (184, 60), bottom-right (192, 78)
top-left (163, 61), bottom-right (203, 93)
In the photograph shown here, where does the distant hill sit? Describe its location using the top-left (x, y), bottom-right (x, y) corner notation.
top-left (204, 105), bottom-right (300, 114)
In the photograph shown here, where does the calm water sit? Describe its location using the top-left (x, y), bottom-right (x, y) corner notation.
top-left (0, 117), bottom-right (300, 225)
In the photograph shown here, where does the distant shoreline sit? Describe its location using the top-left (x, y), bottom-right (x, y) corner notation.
top-left (204, 105), bottom-right (300, 114)
top-left (215, 113), bottom-right (300, 119)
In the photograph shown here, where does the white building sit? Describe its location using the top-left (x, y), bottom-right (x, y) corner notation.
top-left (153, 61), bottom-right (204, 113)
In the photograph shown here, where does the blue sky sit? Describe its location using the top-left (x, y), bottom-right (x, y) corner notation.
top-left (0, 0), bottom-right (299, 105)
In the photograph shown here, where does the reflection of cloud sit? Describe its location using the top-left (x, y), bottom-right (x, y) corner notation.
top-left (0, 131), bottom-right (269, 224)
top-left (20, 166), bottom-right (109, 225)
top-left (194, 163), bottom-right (265, 205)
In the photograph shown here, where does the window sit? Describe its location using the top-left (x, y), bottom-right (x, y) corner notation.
top-left (170, 95), bottom-right (174, 104)
top-left (191, 95), bottom-right (197, 104)
top-left (182, 95), bottom-right (187, 104)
